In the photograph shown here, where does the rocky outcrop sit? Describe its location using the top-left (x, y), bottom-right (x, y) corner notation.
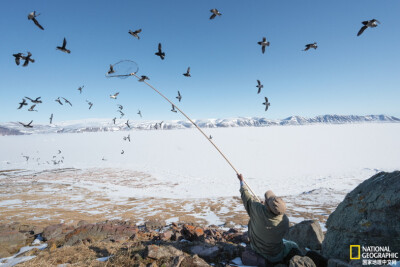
top-left (0, 223), bottom-right (37, 257)
top-left (322, 171), bottom-right (400, 261)
top-left (289, 255), bottom-right (317, 267)
top-left (284, 220), bottom-right (324, 253)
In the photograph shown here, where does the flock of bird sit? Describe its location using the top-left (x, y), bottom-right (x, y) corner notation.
top-left (13, 8), bottom-right (382, 161)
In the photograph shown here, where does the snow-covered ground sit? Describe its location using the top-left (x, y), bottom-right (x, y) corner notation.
top-left (1, 123), bottom-right (399, 198)
top-left (0, 123), bottom-right (399, 227)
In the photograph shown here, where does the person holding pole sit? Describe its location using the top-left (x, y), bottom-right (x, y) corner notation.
top-left (237, 173), bottom-right (302, 266)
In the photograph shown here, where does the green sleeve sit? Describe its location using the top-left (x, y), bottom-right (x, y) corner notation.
top-left (240, 185), bottom-right (258, 216)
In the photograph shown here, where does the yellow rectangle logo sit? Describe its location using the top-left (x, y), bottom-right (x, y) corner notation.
top-left (350, 245), bottom-right (361, 260)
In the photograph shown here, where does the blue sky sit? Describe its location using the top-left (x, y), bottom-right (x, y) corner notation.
top-left (1, 0), bottom-right (399, 123)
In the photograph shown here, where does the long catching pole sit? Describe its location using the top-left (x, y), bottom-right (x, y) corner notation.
top-left (131, 73), bottom-right (260, 202)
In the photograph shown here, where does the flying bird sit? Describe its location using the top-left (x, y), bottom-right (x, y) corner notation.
top-left (55, 97), bottom-right (63, 105)
top-left (110, 92), bottom-right (119, 99)
top-left (49, 113), bottom-right (53, 124)
top-left (155, 43), bottom-right (165, 60)
top-left (78, 86), bottom-right (84, 94)
top-left (58, 150), bottom-right (62, 154)
top-left (28, 104), bottom-right (38, 112)
top-left (176, 91), bottom-right (182, 102)
top-left (22, 52), bottom-right (35, 67)
top-left (209, 135), bottom-right (213, 140)
top-left (125, 120), bottom-right (131, 128)
top-left (57, 38), bottom-right (71, 53)
top-left (123, 134), bottom-right (131, 142)
top-left (18, 99), bottom-right (28, 109)
top-left (121, 150), bottom-right (124, 155)
top-left (138, 75), bottom-right (149, 82)
top-left (13, 53), bottom-right (24, 65)
top-left (86, 100), bottom-right (93, 109)
top-left (129, 29), bottom-right (142, 39)
top-left (171, 104), bottom-right (177, 113)
top-left (258, 37), bottom-right (270, 54)
top-left (256, 80), bottom-right (263, 94)
top-left (118, 105), bottom-right (123, 110)
top-left (357, 19), bottom-right (381, 36)
top-left (183, 67), bottom-right (191, 77)
top-left (19, 120), bottom-right (33, 128)
top-left (263, 97), bottom-right (270, 111)
top-left (210, 9), bottom-right (222, 20)
top-left (137, 110), bottom-right (142, 118)
top-left (62, 97), bottom-right (72, 106)
top-left (118, 110), bottom-right (125, 118)
top-left (107, 64), bottom-right (115, 75)
top-left (113, 117), bottom-right (116, 124)
top-left (28, 11), bottom-right (44, 30)
top-left (25, 96), bottom-right (42, 103)
top-left (303, 42), bottom-right (318, 51)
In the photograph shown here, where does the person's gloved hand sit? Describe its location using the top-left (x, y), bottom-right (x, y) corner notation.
top-left (237, 173), bottom-right (244, 182)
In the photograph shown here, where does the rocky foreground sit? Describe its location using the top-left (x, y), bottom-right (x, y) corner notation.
top-left (0, 171), bottom-right (399, 267)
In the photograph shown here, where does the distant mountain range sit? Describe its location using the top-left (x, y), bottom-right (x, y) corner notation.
top-left (1, 114), bottom-right (399, 136)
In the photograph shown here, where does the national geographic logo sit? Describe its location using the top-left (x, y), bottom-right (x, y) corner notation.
top-left (350, 245), bottom-right (399, 265)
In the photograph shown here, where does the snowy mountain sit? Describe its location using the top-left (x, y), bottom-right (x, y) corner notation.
top-left (1, 114), bottom-right (399, 135)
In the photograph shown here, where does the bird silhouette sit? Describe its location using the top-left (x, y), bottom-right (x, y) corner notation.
top-left (210, 9), bottom-right (222, 20)
top-left (118, 110), bottom-right (125, 118)
top-left (138, 75), bottom-right (149, 82)
top-left (86, 100), bottom-right (93, 109)
top-left (155, 43), bottom-right (165, 60)
top-left (303, 42), bottom-right (318, 51)
top-left (183, 67), bottom-right (191, 77)
top-left (118, 105), bottom-right (123, 110)
top-left (107, 64), bottom-right (115, 75)
top-left (13, 53), bottom-right (24, 65)
top-left (176, 91), bottom-right (182, 102)
top-left (62, 97), bottom-right (72, 106)
top-left (256, 80), bottom-right (263, 94)
top-left (55, 97), bottom-right (63, 105)
top-left (57, 38), bottom-right (71, 53)
top-left (357, 19), bottom-right (381, 36)
top-left (78, 86), bottom-right (84, 94)
top-left (22, 52), bottom-right (35, 67)
top-left (171, 104), bottom-right (177, 113)
top-left (112, 117), bottom-right (116, 124)
top-left (25, 96), bottom-right (42, 104)
top-left (258, 37), bottom-right (270, 54)
top-left (110, 92), bottom-right (119, 99)
top-left (28, 11), bottom-right (44, 30)
top-left (18, 99), bottom-right (28, 109)
top-left (129, 29), bottom-right (142, 39)
top-left (125, 120), bottom-right (131, 128)
top-left (49, 113), bottom-right (53, 124)
top-left (137, 110), bottom-right (142, 118)
top-left (263, 97), bottom-right (271, 111)
top-left (19, 120), bottom-right (33, 128)
top-left (28, 104), bottom-right (38, 112)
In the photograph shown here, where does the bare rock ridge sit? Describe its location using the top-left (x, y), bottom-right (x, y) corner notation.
top-left (0, 171), bottom-right (398, 266)
top-left (0, 114), bottom-right (399, 135)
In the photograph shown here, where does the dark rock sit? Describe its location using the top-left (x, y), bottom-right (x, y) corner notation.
top-left (42, 223), bottom-right (74, 242)
top-left (284, 220), bottom-right (324, 253)
top-left (327, 259), bottom-right (353, 267)
top-left (64, 221), bottom-right (137, 245)
top-left (289, 255), bottom-right (317, 267)
top-left (160, 230), bottom-right (173, 241)
top-left (146, 245), bottom-right (184, 260)
top-left (190, 244), bottom-right (220, 260)
top-left (322, 171), bottom-right (400, 261)
top-left (145, 220), bottom-right (166, 230)
top-left (180, 254), bottom-right (211, 267)
top-left (181, 224), bottom-right (205, 241)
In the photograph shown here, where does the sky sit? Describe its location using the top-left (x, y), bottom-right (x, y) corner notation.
top-left (1, 0), bottom-right (399, 124)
